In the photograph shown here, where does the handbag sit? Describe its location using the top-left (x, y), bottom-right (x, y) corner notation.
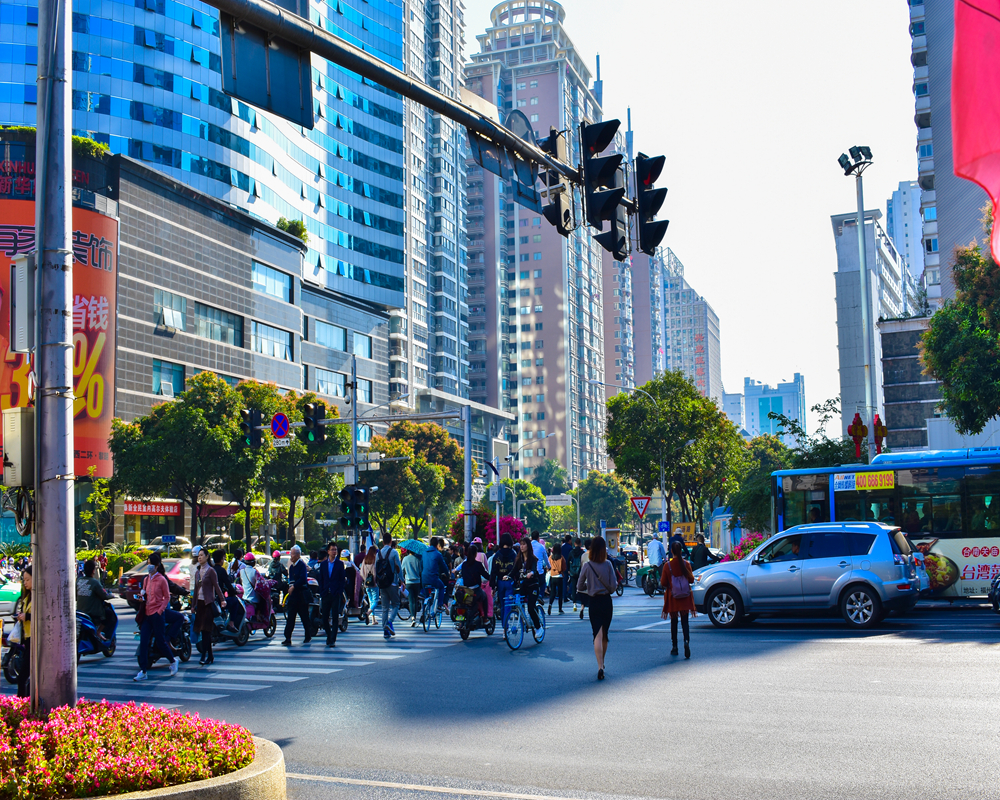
top-left (8, 620), bottom-right (22, 644)
top-left (134, 600), bottom-right (147, 626)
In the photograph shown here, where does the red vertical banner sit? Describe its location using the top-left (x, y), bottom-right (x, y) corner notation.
top-left (0, 198), bottom-right (117, 477)
top-left (952, 0), bottom-right (1000, 262)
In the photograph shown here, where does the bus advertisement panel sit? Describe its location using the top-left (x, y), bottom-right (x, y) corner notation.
top-left (0, 198), bottom-right (117, 478)
top-left (775, 454), bottom-right (1000, 598)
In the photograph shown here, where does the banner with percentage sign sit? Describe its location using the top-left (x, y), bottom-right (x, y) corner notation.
top-left (0, 199), bottom-right (118, 478)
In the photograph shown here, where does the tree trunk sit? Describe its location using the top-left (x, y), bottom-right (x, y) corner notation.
top-left (243, 499), bottom-right (253, 550)
top-left (189, 499), bottom-right (200, 544)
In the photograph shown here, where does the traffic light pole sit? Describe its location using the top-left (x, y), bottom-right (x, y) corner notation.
top-left (32, 0), bottom-right (77, 713)
top-left (205, 0), bottom-right (578, 184)
top-left (351, 354), bottom-right (358, 483)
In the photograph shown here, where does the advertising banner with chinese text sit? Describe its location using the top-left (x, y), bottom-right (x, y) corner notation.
top-left (0, 198), bottom-right (117, 477)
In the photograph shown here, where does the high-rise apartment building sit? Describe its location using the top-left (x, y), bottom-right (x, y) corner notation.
top-left (660, 248), bottom-right (722, 403)
top-left (908, 0), bottom-right (988, 302)
top-left (464, 0), bottom-right (608, 482)
top-left (886, 179), bottom-right (925, 279)
top-left (628, 249), bottom-right (665, 387)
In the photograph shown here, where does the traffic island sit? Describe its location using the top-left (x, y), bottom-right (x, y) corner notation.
top-left (0, 696), bottom-right (284, 799)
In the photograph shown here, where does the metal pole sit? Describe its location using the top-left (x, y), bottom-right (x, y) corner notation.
top-left (351, 354), bottom-right (358, 477)
top-left (660, 458), bottom-right (666, 526)
top-left (463, 406), bottom-right (473, 543)
top-left (206, 0), bottom-right (579, 184)
top-left (33, 0), bottom-right (76, 712)
top-left (855, 173), bottom-right (876, 456)
top-left (263, 488), bottom-right (270, 554)
top-left (575, 495), bottom-right (580, 539)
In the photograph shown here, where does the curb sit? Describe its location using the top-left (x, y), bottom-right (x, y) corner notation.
top-left (104, 737), bottom-right (285, 800)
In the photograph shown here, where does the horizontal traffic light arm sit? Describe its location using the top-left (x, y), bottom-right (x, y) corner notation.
top-left (205, 0), bottom-right (580, 185)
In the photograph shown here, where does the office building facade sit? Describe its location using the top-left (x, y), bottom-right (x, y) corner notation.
top-left (464, 0), bottom-right (607, 482)
top-left (908, 0), bottom-right (987, 303)
top-left (741, 375), bottom-right (807, 442)
top-left (886, 179), bottom-right (925, 279)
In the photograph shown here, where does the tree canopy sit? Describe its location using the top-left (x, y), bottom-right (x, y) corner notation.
top-left (576, 472), bottom-right (634, 534)
top-left (921, 210), bottom-right (1000, 434)
top-left (531, 459), bottom-right (569, 496)
top-left (476, 478), bottom-right (550, 533)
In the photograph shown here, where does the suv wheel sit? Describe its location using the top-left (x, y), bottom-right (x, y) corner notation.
top-left (707, 587), bottom-right (744, 628)
top-left (840, 585), bottom-right (882, 629)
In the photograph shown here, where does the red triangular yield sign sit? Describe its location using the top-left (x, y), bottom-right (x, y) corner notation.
top-left (630, 496), bottom-right (651, 519)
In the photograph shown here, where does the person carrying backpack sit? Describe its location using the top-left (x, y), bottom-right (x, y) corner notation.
top-left (376, 533), bottom-right (401, 639)
top-left (661, 539), bottom-right (696, 659)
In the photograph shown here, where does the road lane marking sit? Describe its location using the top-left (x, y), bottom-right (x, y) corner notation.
top-left (286, 773), bottom-right (587, 799)
top-left (626, 621), bottom-right (670, 630)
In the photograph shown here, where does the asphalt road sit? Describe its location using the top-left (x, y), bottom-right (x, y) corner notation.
top-left (13, 590), bottom-right (1000, 799)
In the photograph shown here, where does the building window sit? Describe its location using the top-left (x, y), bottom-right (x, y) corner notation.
top-left (316, 368), bottom-right (346, 397)
top-left (520, 236), bottom-right (529, 244)
top-left (520, 254), bottom-right (529, 262)
top-left (153, 289), bottom-right (185, 330)
top-left (529, 114), bottom-right (539, 122)
top-left (316, 320), bottom-right (347, 350)
top-left (927, 268), bottom-right (940, 285)
top-left (524, 449), bottom-right (534, 458)
top-left (521, 306), bottom-right (530, 314)
top-left (536, 376), bottom-right (544, 385)
top-left (537, 448), bottom-right (545, 457)
top-left (195, 303), bottom-right (243, 346)
top-left (252, 261), bottom-right (292, 302)
top-left (357, 378), bottom-right (372, 403)
top-left (914, 83), bottom-right (929, 97)
top-left (522, 377), bottom-right (533, 386)
top-left (910, 21), bottom-right (925, 35)
top-left (520, 271), bottom-right (529, 279)
top-left (523, 413), bottom-right (532, 421)
top-left (534, 305), bottom-right (543, 313)
top-left (533, 269), bottom-right (542, 278)
top-left (536, 394), bottom-right (544, 403)
top-left (926, 238), bottom-right (939, 253)
top-left (354, 333), bottom-right (373, 359)
top-left (533, 252), bottom-right (542, 261)
top-left (919, 144), bottom-right (934, 159)
top-left (923, 206), bottom-right (937, 221)
top-left (536, 358), bottom-right (543, 366)
top-left (520, 324), bottom-right (531, 332)
top-left (536, 340), bottom-right (543, 348)
top-left (530, 80), bottom-right (538, 88)
top-left (530, 97), bottom-right (538, 105)
top-left (533, 235), bottom-right (542, 243)
top-left (535, 323), bottom-right (543, 331)
top-left (251, 321), bottom-right (293, 361)
top-left (152, 359), bottom-right (184, 397)
top-left (537, 411), bottom-right (545, 420)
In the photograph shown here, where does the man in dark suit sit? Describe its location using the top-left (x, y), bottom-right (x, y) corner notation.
top-left (318, 541), bottom-right (347, 647)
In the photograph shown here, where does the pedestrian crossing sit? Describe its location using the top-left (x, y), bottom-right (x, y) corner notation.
top-left (1, 622), bottom-right (463, 710)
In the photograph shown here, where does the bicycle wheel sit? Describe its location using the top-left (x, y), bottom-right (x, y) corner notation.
top-left (616, 580), bottom-right (624, 597)
top-left (504, 605), bottom-right (524, 650)
top-left (626, 567), bottom-right (636, 583)
top-left (397, 603), bottom-right (411, 621)
top-left (532, 604), bottom-right (546, 643)
top-left (434, 607), bottom-right (443, 629)
top-left (422, 598), bottom-right (432, 633)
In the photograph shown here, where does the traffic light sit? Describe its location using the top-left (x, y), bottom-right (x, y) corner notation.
top-left (339, 485), bottom-right (354, 532)
top-left (635, 152), bottom-right (669, 255)
top-left (354, 487), bottom-right (370, 530)
top-left (538, 128), bottom-right (573, 237)
top-left (240, 408), bottom-right (263, 447)
top-left (580, 119), bottom-right (624, 229)
top-left (593, 167), bottom-right (629, 261)
top-left (302, 401), bottom-right (326, 445)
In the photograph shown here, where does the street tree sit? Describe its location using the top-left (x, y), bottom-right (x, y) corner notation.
top-left (532, 459), bottom-right (569, 496)
top-left (727, 434), bottom-right (792, 534)
top-left (78, 465), bottom-right (114, 547)
top-left (606, 371), bottom-right (727, 526)
top-left (385, 421), bottom-right (469, 512)
top-left (576, 472), bottom-right (633, 534)
top-left (921, 211), bottom-right (1000, 434)
top-left (476, 478), bottom-right (551, 532)
top-left (109, 371), bottom-right (241, 543)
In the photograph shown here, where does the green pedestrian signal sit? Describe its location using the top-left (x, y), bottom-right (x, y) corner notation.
top-left (355, 487), bottom-right (369, 530)
top-left (339, 485), bottom-right (354, 531)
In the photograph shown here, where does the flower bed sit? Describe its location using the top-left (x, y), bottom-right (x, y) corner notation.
top-left (0, 696), bottom-right (254, 799)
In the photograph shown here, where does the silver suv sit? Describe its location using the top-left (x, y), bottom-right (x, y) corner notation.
top-left (692, 523), bottom-right (924, 629)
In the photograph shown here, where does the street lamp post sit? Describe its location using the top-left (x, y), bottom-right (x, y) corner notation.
top-left (838, 146), bottom-right (877, 456)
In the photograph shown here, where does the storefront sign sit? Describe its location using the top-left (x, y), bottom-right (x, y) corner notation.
top-left (833, 471), bottom-right (895, 492)
top-left (0, 198), bottom-right (118, 477)
top-left (123, 501), bottom-right (181, 517)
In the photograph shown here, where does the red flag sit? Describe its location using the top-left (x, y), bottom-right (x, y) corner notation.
top-left (952, 0), bottom-right (1000, 262)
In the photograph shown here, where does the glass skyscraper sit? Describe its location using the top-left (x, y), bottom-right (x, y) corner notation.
top-left (0, 0), bottom-right (407, 310)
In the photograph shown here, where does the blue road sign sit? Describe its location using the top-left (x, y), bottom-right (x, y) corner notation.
top-left (658, 521), bottom-right (669, 533)
top-left (271, 412), bottom-right (290, 439)
top-left (161, 535), bottom-right (176, 544)
top-left (600, 519), bottom-right (606, 529)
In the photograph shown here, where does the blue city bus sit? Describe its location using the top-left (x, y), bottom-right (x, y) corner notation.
top-left (772, 448), bottom-right (1000, 598)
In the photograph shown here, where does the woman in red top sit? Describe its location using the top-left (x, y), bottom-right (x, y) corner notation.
top-left (660, 540), bottom-right (696, 659)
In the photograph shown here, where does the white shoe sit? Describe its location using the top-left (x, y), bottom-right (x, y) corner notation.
top-left (573, 604), bottom-right (578, 611)
top-left (133, 671), bottom-right (147, 682)
top-left (169, 660), bottom-right (179, 676)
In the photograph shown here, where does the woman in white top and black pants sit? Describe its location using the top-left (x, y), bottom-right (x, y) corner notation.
top-left (576, 536), bottom-right (618, 681)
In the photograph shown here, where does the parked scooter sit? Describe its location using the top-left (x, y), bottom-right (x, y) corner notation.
top-left (77, 601), bottom-right (118, 660)
top-left (451, 585), bottom-right (495, 640)
top-left (205, 597), bottom-right (250, 647)
top-left (637, 563), bottom-right (665, 596)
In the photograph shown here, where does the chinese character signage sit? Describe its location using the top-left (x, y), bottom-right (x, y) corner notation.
top-left (123, 501), bottom-right (181, 516)
top-left (0, 199), bottom-right (117, 477)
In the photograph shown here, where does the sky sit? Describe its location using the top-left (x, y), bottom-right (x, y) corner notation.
top-left (461, 0), bottom-right (919, 435)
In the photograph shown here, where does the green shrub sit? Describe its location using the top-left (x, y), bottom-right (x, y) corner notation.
top-left (107, 553), bottom-right (142, 578)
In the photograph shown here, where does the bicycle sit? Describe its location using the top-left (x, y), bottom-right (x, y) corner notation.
top-left (420, 587), bottom-right (445, 632)
top-left (626, 566), bottom-right (636, 584)
top-left (503, 593), bottom-right (546, 650)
